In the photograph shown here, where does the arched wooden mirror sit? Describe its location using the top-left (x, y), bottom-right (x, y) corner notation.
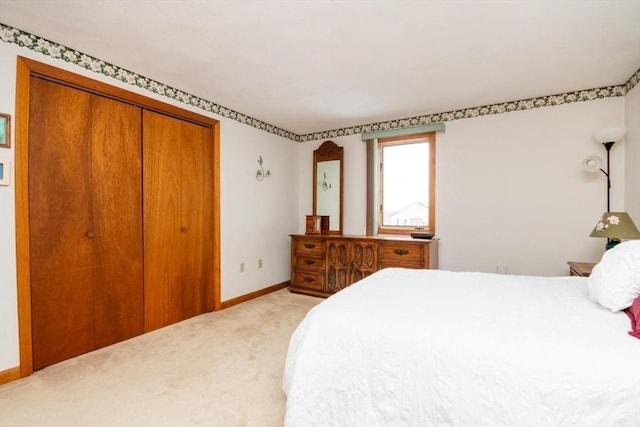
top-left (313, 140), bottom-right (343, 235)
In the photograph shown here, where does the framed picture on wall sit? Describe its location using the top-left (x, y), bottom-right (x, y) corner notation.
top-left (0, 113), bottom-right (10, 148)
top-left (0, 158), bottom-right (10, 186)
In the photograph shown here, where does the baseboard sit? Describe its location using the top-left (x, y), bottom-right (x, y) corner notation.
top-left (220, 281), bottom-right (290, 310)
top-left (0, 366), bottom-right (21, 385)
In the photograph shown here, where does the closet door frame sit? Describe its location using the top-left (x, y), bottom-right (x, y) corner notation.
top-left (14, 57), bottom-right (221, 377)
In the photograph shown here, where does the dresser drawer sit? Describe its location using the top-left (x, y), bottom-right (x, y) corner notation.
top-left (294, 255), bottom-right (325, 271)
top-left (294, 238), bottom-right (325, 256)
top-left (379, 242), bottom-right (425, 266)
top-left (378, 262), bottom-right (423, 271)
top-left (290, 234), bottom-right (438, 298)
top-left (291, 270), bottom-right (324, 290)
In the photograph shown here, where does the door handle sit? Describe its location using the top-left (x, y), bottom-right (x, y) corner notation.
top-left (180, 226), bottom-right (188, 233)
top-left (86, 230), bottom-right (95, 238)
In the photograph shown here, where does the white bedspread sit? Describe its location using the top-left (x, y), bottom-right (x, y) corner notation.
top-left (283, 268), bottom-right (640, 427)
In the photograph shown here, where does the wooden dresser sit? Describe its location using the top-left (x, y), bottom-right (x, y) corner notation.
top-left (290, 234), bottom-right (438, 297)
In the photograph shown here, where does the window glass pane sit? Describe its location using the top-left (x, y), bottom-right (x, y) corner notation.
top-left (381, 142), bottom-right (429, 227)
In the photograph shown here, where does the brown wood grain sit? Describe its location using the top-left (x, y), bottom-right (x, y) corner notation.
top-left (28, 78), bottom-right (144, 369)
top-left (290, 235), bottom-right (438, 298)
top-left (0, 367), bottom-right (21, 385)
top-left (179, 118), bottom-right (214, 317)
top-left (143, 110), bottom-right (183, 331)
top-left (143, 111), bottom-right (214, 332)
top-left (28, 78), bottom-right (96, 369)
top-left (326, 240), bottom-right (377, 293)
top-left (220, 281), bottom-right (289, 310)
top-left (15, 56), bottom-right (221, 377)
top-left (15, 57), bottom-right (34, 377)
top-left (89, 94), bottom-right (144, 349)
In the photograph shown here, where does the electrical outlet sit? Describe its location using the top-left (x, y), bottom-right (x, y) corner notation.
top-left (258, 259), bottom-right (263, 268)
top-left (496, 264), bottom-right (507, 275)
top-left (240, 262), bottom-right (245, 272)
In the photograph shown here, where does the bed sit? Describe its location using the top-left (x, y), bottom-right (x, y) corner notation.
top-left (283, 244), bottom-right (640, 427)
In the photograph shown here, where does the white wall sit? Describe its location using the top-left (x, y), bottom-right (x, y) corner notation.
top-left (625, 83), bottom-right (640, 222)
top-left (298, 97), bottom-right (626, 276)
top-left (0, 43), bottom-right (298, 372)
top-left (0, 43), bottom-right (19, 377)
top-left (220, 119), bottom-right (299, 300)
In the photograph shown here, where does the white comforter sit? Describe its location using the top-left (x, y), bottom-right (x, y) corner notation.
top-left (283, 268), bottom-right (640, 427)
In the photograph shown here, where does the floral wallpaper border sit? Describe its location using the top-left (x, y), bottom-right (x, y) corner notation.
top-left (298, 84), bottom-right (629, 142)
top-left (625, 67), bottom-right (640, 93)
top-left (0, 23), bottom-right (299, 141)
top-left (1, 22), bottom-right (638, 143)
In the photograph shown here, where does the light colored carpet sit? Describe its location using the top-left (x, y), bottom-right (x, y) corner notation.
top-left (0, 289), bottom-right (321, 427)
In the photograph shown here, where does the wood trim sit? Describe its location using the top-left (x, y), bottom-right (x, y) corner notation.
top-left (0, 113), bottom-right (10, 149)
top-left (14, 56), bottom-right (221, 376)
top-left (0, 366), bottom-right (21, 385)
top-left (377, 132), bottom-right (436, 235)
top-left (19, 57), bottom-right (217, 128)
top-left (220, 281), bottom-right (290, 310)
top-left (429, 132), bottom-right (436, 235)
top-left (312, 140), bottom-right (343, 235)
top-left (212, 122), bottom-right (222, 311)
top-left (15, 57), bottom-right (33, 378)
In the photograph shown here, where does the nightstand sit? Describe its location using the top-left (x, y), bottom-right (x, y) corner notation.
top-left (567, 261), bottom-right (596, 277)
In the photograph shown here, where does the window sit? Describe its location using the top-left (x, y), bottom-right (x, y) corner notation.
top-left (368, 132), bottom-right (436, 235)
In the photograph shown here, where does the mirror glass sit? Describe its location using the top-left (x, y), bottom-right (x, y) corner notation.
top-left (313, 141), bottom-right (343, 234)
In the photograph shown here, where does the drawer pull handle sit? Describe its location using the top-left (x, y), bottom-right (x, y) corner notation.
top-left (304, 243), bottom-right (316, 249)
top-left (303, 276), bottom-right (314, 283)
top-left (393, 249), bottom-right (409, 256)
top-left (304, 259), bottom-right (316, 265)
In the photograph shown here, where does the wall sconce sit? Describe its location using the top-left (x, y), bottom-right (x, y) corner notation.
top-left (256, 155), bottom-right (271, 181)
top-left (583, 127), bottom-right (626, 211)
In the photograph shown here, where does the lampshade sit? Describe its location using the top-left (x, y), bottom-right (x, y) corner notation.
top-left (582, 155), bottom-right (603, 173)
top-left (589, 212), bottom-right (640, 239)
top-left (593, 127), bottom-right (626, 144)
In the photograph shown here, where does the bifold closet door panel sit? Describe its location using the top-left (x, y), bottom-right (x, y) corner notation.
top-left (29, 77), bottom-right (143, 369)
top-left (143, 110), bottom-right (182, 331)
top-left (89, 95), bottom-right (144, 349)
top-left (143, 110), bottom-right (214, 331)
top-left (179, 119), bottom-right (214, 317)
top-left (29, 79), bottom-right (95, 369)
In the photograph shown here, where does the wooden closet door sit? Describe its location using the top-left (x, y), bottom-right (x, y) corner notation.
top-left (179, 119), bottom-right (214, 318)
top-left (29, 78), bottom-right (143, 369)
top-left (143, 110), bottom-right (214, 331)
top-left (90, 95), bottom-right (144, 349)
top-left (29, 78), bottom-right (95, 369)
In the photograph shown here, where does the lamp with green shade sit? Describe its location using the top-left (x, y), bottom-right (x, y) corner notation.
top-left (589, 212), bottom-right (640, 250)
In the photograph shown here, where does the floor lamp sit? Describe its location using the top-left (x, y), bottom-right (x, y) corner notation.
top-left (583, 127), bottom-right (626, 211)
top-left (583, 127), bottom-right (640, 249)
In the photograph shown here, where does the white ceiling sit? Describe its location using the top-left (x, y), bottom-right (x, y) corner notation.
top-left (1, 0), bottom-right (640, 136)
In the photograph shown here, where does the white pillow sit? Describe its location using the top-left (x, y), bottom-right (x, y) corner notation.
top-left (588, 240), bottom-right (640, 311)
